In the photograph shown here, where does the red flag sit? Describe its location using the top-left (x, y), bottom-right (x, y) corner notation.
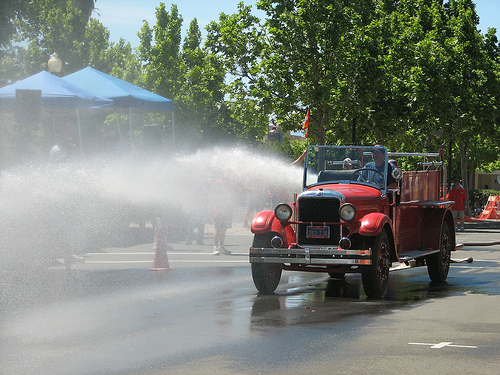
top-left (302, 108), bottom-right (310, 138)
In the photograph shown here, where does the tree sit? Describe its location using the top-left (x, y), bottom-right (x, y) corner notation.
top-left (138, 3), bottom-right (183, 100)
top-left (0, 0), bottom-right (138, 82)
top-left (439, 0), bottom-right (499, 196)
top-left (205, 3), bottom-right (269, 142)
top-left (206, 1), bottom-right (397, 145)
top-left (14, 0), bottom-right (90, 74)
top-left (138, 4), bottom-right (235, 149)
top-left (84, 19), bottom-right (140, 81)
top-left (206, 0), bottom-right (500, 181)
top-left (0, 0), bottom-right (28, 48)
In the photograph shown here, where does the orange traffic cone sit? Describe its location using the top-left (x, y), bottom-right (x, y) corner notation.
top-left (149, 217), bottom-right (170, 271)
top-left (479, 195), bottom-right (500, 220)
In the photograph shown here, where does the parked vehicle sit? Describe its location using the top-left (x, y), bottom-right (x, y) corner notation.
top-left (249, 145), bottom-right (455, 298)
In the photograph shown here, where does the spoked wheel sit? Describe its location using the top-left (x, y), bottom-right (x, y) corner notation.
top-left (361, 230), bottom-right (391, 299)
top-left (427, 221), bottom-right (452, 282)
top-left (251, 232), bottom-right (283, 294)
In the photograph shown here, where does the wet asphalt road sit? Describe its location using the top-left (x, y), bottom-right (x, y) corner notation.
top-left (1, 220), bottom-right (499, 375)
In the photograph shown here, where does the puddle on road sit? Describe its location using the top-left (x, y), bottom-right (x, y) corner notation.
top-left (249, 264), bottom-right (494, 330)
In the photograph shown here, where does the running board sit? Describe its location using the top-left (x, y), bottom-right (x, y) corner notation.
top-left (398, 243), bottom-right (462, 262)
top-left (398, 250), bottom-right (439, 262)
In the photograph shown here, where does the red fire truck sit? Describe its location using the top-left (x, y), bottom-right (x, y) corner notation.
top-left (249, 145), bottom-right (455, 298)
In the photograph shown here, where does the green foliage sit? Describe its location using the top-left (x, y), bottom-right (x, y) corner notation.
top-left (205, 0), bottom-right (500, 183)
top-left (0, 45), bottom-right (25, 86)
top-left (0, 0), bottom-right (28, 48)
top-left (0, 0), bottom-right (126, 77)
top-left (138, 4), bottom-right (251, 150)
top-left (14, 0), bottom-right (89, 74)
top-left (481, 160), bottom-right (500, 174)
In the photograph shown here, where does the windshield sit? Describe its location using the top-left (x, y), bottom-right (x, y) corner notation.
top-left (303, 145), bottom-right (389, 191)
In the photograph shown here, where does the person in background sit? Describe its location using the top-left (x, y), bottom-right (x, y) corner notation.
top-left (48, 133), bottom-right (84, 270)
top-left (49, 134), bottom-right (75, 164)
top-left (185, 201), bottom-right (206, 246)
top-left (291, 149), bottom-right (307, 167)
top-left (343, 157), bottom-right (353, 170)
top-left (212, 178), bottom-right (235, 255)
top-left (447, 178), bottom-right (467, 232)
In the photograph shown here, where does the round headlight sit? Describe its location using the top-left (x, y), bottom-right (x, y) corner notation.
top-left (339, 203), bottom-right (356, 222)
top-left (275, 203), bottom-right (293, 221)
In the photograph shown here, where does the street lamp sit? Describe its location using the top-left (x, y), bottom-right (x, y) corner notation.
top-left (47, 53), bottom-right (62, 74)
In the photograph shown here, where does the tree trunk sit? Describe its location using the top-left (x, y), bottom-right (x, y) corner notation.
top-left (459, 139), bottom-right (469, 214)
top-left (314, 111), bottom-right (326, 145)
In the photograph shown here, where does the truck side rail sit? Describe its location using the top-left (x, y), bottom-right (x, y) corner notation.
top-left (398, 200), bottom-right (454, 208)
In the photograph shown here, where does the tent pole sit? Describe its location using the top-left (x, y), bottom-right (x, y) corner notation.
top-left (115, 111), bottom-right (123, 142)
top-left (129, 107), bottom-right (133, 145)
top-left (76, 107), bottom-right (83, 155)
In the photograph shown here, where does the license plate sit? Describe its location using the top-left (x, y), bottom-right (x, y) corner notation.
top-left (306, 225), bottom-right (330, 239)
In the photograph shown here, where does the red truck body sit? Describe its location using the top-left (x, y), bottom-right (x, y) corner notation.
top-left (249, 145), bottom-right (455, 298)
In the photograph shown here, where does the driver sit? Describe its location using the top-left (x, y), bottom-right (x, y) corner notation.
top-left (360, 144), bottom-right (396, 187)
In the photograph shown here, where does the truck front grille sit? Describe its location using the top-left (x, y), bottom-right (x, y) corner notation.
top-left (297, 197), bottom-right (341, 246)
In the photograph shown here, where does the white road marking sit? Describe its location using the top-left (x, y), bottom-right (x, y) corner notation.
top-left (408, 342), bottom-right (478, 349)
top-left (84, 260), bottom-right (153, 263)
top-left (84, 252), bottom-right (246, 256)
top-left (85, 252), bottom-right (154, 255)
top-left (83, 259), bottom-right (248, 264)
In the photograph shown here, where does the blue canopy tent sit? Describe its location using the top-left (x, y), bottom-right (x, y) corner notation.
top-left (0, 71), bottom-right (112, 153)
top-left (0, 71), bottom-right (112, 109)
top-left (63, 67), bottom-right (174, 144)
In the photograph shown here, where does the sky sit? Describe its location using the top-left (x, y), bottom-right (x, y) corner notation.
top-left (94, 0), bottom-right (500, 48)
top-left (94, 0), bottom-right (262, 46)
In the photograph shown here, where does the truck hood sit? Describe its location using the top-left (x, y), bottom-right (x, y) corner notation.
top-left (306, 183), bottom-right (382, 201)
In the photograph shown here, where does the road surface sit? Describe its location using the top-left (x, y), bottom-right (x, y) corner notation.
top-left (1, 220), bottom-right (499, 375)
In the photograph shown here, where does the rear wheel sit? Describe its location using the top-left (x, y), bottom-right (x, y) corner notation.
top-left (427, 221), bottom-right (452, 282)
top-left (251, 233), bottom-right (283, 294)
top-left (361, 230), bottom-right (391, 299)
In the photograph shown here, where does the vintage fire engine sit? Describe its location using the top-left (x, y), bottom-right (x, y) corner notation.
top-left (249, 145), bottom-right (455, 298)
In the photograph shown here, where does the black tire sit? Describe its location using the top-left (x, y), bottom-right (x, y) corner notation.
top-left (251, 233), bottom-right (283, 294)
top-left (361, 230), bottom-right (391, 299)
top-left (251, 263), bottom-right (282, 294)
top-left (427, 221), bottom-right (452, 282)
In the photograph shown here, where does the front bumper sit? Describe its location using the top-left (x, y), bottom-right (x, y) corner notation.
top-left (249, 247), bottom-right (372, 265)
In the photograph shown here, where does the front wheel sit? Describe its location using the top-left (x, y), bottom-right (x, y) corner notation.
top-left (251, 232), bottom-right (283, 294)
top-left (426, 221), bottom-right (452, 282)
top-left (251, 263), bottom-right (282, 294)
top-left (361, 230), bottom-right (391, 299)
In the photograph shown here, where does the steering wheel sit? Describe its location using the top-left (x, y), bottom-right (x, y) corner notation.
top-left (350, 168), bottom-right (385, 184)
